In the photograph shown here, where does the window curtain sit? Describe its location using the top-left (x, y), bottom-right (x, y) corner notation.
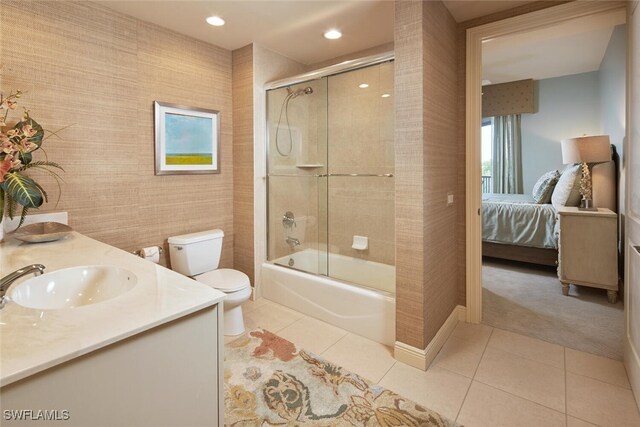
top-left (491, 114), bottom-right (523, 194)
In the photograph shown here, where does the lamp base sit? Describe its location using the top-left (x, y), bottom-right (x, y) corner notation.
top-left (578, 198), bottom-right (597, 211)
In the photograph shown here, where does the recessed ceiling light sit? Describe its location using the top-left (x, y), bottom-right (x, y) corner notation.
top-left (381, 93), bottom-right (391, 98)
top-left (359, 83), bottom-right (369, 89)
top-left (206, 16), bottom-right (225, 26)
top-left (324, 29), bottom-right (342, 40)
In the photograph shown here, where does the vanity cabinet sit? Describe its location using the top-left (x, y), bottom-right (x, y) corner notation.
top-left (1, 305), bottom-right (223, 427)
top-left (557, 207), bottom-right (619, 303)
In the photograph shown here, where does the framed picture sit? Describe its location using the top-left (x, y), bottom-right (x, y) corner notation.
top-left (154, 101), bottom-right (220, 175)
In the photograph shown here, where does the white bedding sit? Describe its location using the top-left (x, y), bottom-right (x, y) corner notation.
top-left (482, 193), bottom-right (558, 249)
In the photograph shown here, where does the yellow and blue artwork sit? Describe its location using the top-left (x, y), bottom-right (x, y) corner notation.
top-left (165, 113), bottom-right (213, 166)
top-left (154, 101), bottom-right (220, 175)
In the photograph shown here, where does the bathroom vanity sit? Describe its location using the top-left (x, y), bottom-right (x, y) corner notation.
top-left (0, 232), bottom-right (226, 426)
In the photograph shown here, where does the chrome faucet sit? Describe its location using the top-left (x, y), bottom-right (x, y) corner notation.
top-left (285, 236), bottom-right (300, 247)
top-left (282, 211), bottom-right (296, 229)
top-left (0, 264), bottom-right (46, 308)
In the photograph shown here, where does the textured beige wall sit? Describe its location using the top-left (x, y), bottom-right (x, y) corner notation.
top-left (395, 0), bottom-right (427, 349)
top-left (1, 1), bottom-right (233, 268)
top-left (232, 45), bottom-right (255, 283)
top-left (394, 0), bottom-right (459, 349)
top-left (421, 0), bottom-right (459, 344)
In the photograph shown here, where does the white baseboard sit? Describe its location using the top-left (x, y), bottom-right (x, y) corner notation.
top-left (394, 305), bottom-right (466, 370)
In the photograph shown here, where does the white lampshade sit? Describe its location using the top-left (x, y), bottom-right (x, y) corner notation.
top-left (561, 135), bottom-right (611, 164)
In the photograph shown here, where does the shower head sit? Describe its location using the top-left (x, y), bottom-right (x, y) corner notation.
top-left (287, 86), bottom-right (314, 99)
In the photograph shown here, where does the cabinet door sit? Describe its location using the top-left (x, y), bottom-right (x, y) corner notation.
top-left (561, 215), bottom-right (617, 288)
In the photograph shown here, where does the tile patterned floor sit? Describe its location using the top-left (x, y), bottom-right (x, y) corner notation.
top-left (229, 298), bottom-right (640, 427)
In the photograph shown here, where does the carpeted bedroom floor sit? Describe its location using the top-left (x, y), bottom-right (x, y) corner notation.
top-left (482, 257), bottom-right (624, 360)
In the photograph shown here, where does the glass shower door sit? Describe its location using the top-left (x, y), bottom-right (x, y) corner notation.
top-left (266, 79), bottom-right (328, 275)
top-left (325, 61), bottom-right (395, 293)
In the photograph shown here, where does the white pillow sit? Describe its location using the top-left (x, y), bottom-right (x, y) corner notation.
top-left (551, 164), bottom-right (582, 209)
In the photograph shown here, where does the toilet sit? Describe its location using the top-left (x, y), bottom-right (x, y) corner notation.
top-left (168, 229), bottom-right (252, 336)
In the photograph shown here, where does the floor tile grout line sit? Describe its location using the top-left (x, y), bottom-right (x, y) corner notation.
top-left (473, 378), bottom-right (568, 416)
top-left (319, 330), bottom-right (351, 357)
top-left (453, 377), bottom-right (473, 423)
top-left (376, 360), bottom-right (397, 385)
top-left (455, 326), bottom-right (495, 422)
top-left (564, 346), bottom-right (568, 425)
top-left (471, 326), bottom-right (494, 379)
top-left (486, 328), bottom-right (566, 371)
top-left (273, 313), bottom-right (308, 334)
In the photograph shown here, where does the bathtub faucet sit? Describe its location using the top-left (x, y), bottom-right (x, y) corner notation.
top-left (285, 236), bottom-right (300, 247)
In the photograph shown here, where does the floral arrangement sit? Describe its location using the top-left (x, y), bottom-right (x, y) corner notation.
top-left (0, 90), bottom-right (63, 229)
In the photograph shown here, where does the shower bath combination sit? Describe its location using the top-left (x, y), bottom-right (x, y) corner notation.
top-left (274, 86), bottom-right (313, 157)
top-left (264, 53), bottom-right (395, 345)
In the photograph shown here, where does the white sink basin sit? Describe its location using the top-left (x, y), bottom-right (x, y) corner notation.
top-left (9, 266), bottom-right (138, 309)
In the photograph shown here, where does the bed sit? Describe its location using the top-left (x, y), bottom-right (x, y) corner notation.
top-left (482, 160), bottom-right (617, 266)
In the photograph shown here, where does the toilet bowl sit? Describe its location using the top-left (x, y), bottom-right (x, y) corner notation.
top-left (193, 268), bottom-right (252, 336)
top-left (168, 229), bottom-right (252, 336)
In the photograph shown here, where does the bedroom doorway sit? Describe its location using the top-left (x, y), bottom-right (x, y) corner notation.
top-left (466, 1), bottom-right (627, 359)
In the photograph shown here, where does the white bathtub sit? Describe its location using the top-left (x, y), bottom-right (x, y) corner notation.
top-left (261, 249), bottom-right (395, 346)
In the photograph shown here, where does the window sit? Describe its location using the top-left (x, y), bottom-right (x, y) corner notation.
top-left (481, 118), bottom-right (493, 192)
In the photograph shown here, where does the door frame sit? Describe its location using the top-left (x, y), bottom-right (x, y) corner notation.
top-left (465, 0), bottom-right (628, 323)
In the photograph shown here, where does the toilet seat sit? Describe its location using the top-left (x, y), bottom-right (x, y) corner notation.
top-left (194, 268), bottom-right (250, 293)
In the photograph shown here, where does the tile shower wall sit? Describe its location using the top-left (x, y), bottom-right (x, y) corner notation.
top-left (1, 1), bottom-right (234, 267)
top-left (327, 62), bottom-right (395, 265)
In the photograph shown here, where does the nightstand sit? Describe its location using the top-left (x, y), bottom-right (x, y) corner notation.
top-left (557, 207), bottom-right (619, 303)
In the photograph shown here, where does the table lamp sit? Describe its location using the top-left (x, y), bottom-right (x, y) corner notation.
top-left (560, 135), bottom-right (611, 210)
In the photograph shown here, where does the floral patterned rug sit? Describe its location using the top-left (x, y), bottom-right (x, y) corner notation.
top-left (224, 328), bottom-right (459, 426)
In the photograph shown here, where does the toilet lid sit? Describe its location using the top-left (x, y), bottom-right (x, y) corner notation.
top-left (195, 269), bottom-right (251, 292)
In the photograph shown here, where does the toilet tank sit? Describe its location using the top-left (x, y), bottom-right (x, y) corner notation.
top-left (168, 229), bottom-right (224, 276)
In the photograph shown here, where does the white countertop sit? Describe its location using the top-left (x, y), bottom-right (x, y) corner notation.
top-left (0, 232), bottom-right (226, 387)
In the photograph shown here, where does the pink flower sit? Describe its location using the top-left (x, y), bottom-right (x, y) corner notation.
top-left (0, 134), bottom-right (15, 154)
top-left (20, 138), bottom-right (37, 153)
top-left (21, 124), bottom-right (37, 138)
top-left (0, 158), bottom-right (12, 182)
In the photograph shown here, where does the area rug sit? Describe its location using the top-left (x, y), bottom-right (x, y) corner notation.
top-left (483, 258), bottom-right (624, 360)
top-left (225, 328), bottom-right (458, 426)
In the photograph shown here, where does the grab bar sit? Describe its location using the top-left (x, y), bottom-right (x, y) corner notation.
top-left (268, 173), bottom-right (394, 178)
top-left (317, 173), bottom-right (394, 178)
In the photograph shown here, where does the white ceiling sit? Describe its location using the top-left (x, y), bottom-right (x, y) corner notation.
top-left (96, 0), bottom-right (394, 65)
top-left (482, 8), bottom-right (626, 84)
top-left (95, 1), bottom-right (539, 66)
top-left (95, 0), bottom-right (622, 79)
top-left (442, 0), bottom-right (534, 23)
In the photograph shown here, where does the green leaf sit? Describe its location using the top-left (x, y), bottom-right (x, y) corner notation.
top-left (18, 151), bottom-right (32, 165)
top-left (17, 206), bottom-right (29, 229)
top-left (0, 172), bottom-right (43, 208)
top-left (0, 189), bottom-right (4, 221)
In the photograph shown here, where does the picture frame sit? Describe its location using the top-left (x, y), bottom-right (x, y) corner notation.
top-left (154, 101), bottom-right (220, 175)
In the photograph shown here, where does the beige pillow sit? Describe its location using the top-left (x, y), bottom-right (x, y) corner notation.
top-left (551, 164), bottom-right (582, 209)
